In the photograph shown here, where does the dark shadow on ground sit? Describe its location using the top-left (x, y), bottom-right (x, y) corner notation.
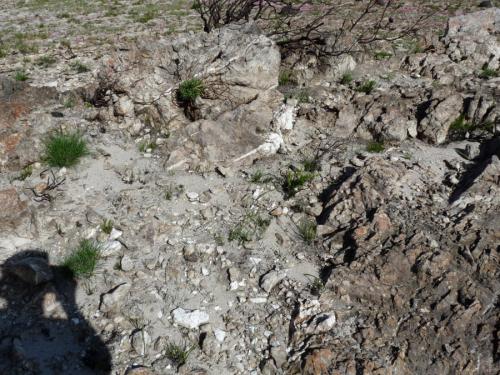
top-left (0, 250), bottom-right (111, 375)
top-left (449, 136), bottom-right (500, 203)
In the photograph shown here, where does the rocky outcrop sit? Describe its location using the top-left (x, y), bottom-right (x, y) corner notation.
top-left (95, 25), bottom-right (286, 169)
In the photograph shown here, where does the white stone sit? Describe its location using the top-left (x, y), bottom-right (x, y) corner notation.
top-left (260, 269), bottom-right (287, 292)
top-left (186, 192), bottom-right (199, 202)
top-left (214, 328), bottom-right (226, 343)
top-left (101, 240), bottom-right (122, 257)
top-left (172, 308), bottom-right (209, 329)
top-left (109, 228), bottom-right (123, 240)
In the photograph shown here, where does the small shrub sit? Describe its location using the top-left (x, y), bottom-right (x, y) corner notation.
top-left (100, 219), bottom-right (113, 235)
top-left (70, 60), bottom-right (90, 73)
top-left (62, 240), bottom-right (100, 278)
top-left (374, 51), bottom-right (392, 60)
top-left (14, 70), bottom-right (29, 81)
top-left (43, 132), bottom-right (88, 167)
top-left (177, 78), bottom-right (204, 104)
top-left (165, 342), bottom-right (195, 368)
top-left (282, 170), bottom-right (314, 198)
top-left (478, 66), bottom-right (498, 79)
top-left (356, 80), bottom-right (376, 94)
top-left (340, 71), bottom-right (353, 85)
top-left (366, 141), bottom-right (385, 153)
top-left (298, 218), bottom-right (317, 244)
top-left (0, 47), bottom-right (7, 58)
top-left (228, 224), bottom-right (252, 245)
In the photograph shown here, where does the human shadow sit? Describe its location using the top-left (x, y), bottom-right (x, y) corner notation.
top-left (0, 250), bottom-right (111, 375)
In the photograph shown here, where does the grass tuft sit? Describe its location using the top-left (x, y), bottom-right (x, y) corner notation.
top-left (374, 51), bottom-right (392, 60)
top-left (282, 170), bottom-right (314, 198)
top-left (298, 218), bottom-right (317, 244)
top-left (366, 141), bottom-right (385, 153)
top-left (62, 240), bottom-right (100, 278)
top-left (100, 219), bottom-right (113, 235)
top-left (478, 66), bottom-right (498, 79)
top-left (14, 70), bottom-right (29, 81)
top-left (165, 342), bottom-right (195, 368)
top-left (43, 132), bottom-right (88, 167)
top-left (228, 212), bottom-right (270, 245)
top-left (340, 71), bottom-right (353, 85)
top-left (278, 69), bottom-right (297, 86)
top-left (70, 60), bottom-right (90, 73)
top-left (356, 79), bottom-right (377, 94)
top-left (177, 78), bottom-right (204, 104)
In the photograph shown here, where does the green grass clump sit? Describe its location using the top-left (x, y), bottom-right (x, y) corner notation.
top-left (278, 69), bottom-right (297, 86)
top-left (374, 51), bottom-right (392, 60)
top-left (250, 170), bottom-right (273, 184)
top-left (177, 78), bottom-right (204, 104)
top-left (366, 141), bottom-right (385, 153)
top-left (298, 218), bottom-right (317, 244)
top-left (282, 170), bottom-right (315, 198)
top-left (478, 66), bottom-right (498, 79)
top-left (62, 240), bottom-right (100, 278)
top-left (165, 342), bottom-right (195, 368)
top-left (14, 70), bottom-right (29, 81)
top-left (449, 115), bottom-right (473, 135)
top-left (70, 60), bottom-right (90, 73)
top-left (356, 80), bottom-right (377, 94)
top-left (43, 132), bottom-right (88, 167)
top-left (100, 219), bottom-right (113, 235)
top-left (340, 71), bottom-right (353, 85)
top-left (35, 55), bottom-right (56, 68)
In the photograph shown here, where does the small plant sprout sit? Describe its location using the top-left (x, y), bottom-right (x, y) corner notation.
top-left (43, 132), bottom-right (88, 167)
top-left (298, 218), bottom-right (317, 244)
top-left (14, 70), bottom-right (29, 81)
top-left (165, 342), bottom-right (196, 368)
top-left (14, 164), bottom-right (33, 181)
top-left (305, 274), bottom-right (325, 296)
top-left (228, 212), bottom-right (270, 245)
top-left (357, 79), bottom-right (377, 94)
top-left (100, 219), bottom-right (113, 235)
top-left (177, 78), bottom-right (204, 104)
top-left (282, 169), bottom-right (315, 198)
top-left (62, 240), bottom-right (100, 278)
top-left (366, 141), bottom-right (385, 153)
